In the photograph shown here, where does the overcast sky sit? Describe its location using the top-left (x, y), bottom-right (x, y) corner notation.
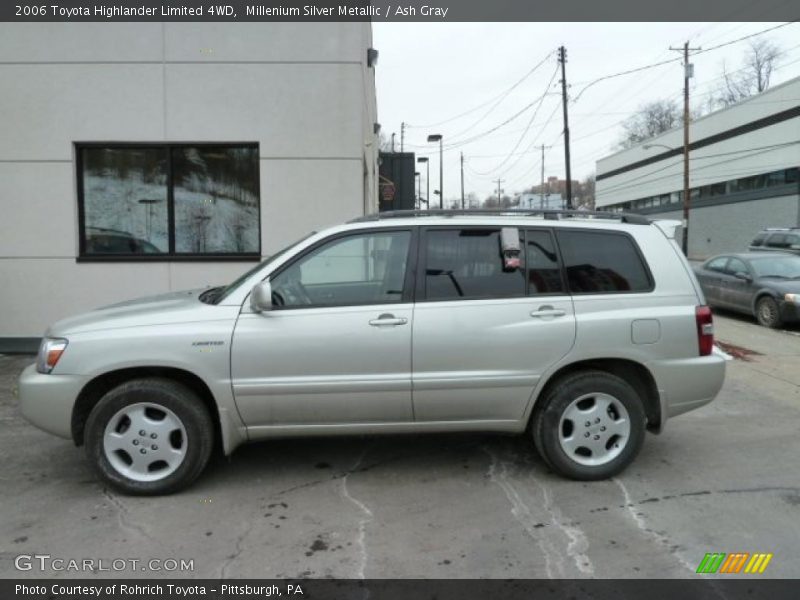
top-left (373, 21), bottom-right (800, 202)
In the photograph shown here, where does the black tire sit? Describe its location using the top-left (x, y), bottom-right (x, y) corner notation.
top-left (755, 295), bottom-right (783, 328)
top-left (532, 370), bottom-right (646, 481)
top-left (84, 378), bottom-right (214, 495)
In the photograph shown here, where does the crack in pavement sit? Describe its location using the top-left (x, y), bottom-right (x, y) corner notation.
top-left (585, 485), bottom-right (800, 514)
top-left (612, 478), bottom-right (694, 573)
top-left (484, 445), bottom-right (594, 578)
top-left (218, 525), bottom-right (249, 579)
top-left (484, 445), bottom-right (561, 578)
top-left (102, 487), bottom-right (153, 542)
top-left (338, 448), bottom-right (374, 581)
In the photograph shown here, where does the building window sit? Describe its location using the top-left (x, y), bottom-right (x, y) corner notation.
top-left (77, 143), bottom-right (260, 259)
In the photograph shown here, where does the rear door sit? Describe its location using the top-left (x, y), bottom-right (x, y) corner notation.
top-left (411, 226), bottom-right (576, 422)
top-left (696, 256), bottom-right (729, 306)
top-left (721, 257), bottom-right (753, 311)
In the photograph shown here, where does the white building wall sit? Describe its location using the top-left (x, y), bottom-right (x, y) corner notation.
top-left (0, 23), bottom-right (378, 341)
top-left (596, 77), bottom-right (800, 207)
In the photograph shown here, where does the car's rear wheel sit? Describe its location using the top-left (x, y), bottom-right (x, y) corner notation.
top-left (532, 370), bottom-right (646, 480)
top-left (84, 378), bottom-right (214, 495)
top-left (755, 296), bottom-right (782, 328)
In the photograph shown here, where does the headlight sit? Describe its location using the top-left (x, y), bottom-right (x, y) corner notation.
top-left (36, 338), bottom-right (68, 374)
top-left (785, 293), bottom-right (799, 304)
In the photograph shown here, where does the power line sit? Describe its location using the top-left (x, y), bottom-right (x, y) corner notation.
top-left (572, 21), bottom-right (798, 103)
top-left (406, 50), bottom-right (555, 130)
top-left (467, 66), bottom-right (560, 176)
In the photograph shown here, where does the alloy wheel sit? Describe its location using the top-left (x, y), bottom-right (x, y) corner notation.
top-left (102, 402), bottom-right (188, 482)
top-left (558, 392), bottom-right (631, 467)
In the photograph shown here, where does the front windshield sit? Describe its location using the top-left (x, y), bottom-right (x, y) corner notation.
top-left (750, 255), bottom-right (800, 279)
top-left (211, 232), bottom-right (316, 304)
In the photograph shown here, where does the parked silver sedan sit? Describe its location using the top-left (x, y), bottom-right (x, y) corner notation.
top-left (694, 252), bottom-right (800, 328)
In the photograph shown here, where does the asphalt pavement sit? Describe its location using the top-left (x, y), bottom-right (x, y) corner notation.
top-left (1, 311), bottom-right (799, 579)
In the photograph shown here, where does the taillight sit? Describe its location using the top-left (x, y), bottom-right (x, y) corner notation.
top-left (695, 306), bottom-right (714, 356)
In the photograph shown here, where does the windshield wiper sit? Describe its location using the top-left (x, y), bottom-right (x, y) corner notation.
top-left (199, 286), bottom-right (225, 304)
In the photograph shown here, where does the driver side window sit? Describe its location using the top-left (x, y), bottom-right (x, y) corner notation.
top-left (271, 230), bottom-right (412, 308)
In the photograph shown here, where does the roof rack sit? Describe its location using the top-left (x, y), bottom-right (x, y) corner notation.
top-left (351, 208), bottom-right (651, 225)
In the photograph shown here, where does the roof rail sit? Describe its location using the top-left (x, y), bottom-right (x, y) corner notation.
top-left (350, 208), bottom-right (651, 225)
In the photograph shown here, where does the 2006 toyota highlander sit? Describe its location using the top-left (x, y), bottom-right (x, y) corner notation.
top-left (19, 210), bottom-right (726, 495)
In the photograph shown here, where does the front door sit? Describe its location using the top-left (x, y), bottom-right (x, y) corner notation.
top-left (231, 228), bottom-right (415, 426)
top-left (411, 227), bottom-right (576, 422)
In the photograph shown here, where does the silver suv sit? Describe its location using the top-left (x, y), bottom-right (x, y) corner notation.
top-left (18, 210), bottom-right (726, 495)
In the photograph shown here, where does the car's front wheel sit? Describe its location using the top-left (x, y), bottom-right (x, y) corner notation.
top-left (84, 378), bottom-right (214, 495)
top-left (532, 370), bottom-right (646, 480)
top-left (755, 295), bottom-right (783, 328)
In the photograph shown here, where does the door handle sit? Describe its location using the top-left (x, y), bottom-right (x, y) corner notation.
top-left (369, 314), bottom-right (408, 327)
top-left (530, 306), bottom-right (566, 318)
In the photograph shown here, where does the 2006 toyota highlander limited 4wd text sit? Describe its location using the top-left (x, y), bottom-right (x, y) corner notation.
top-left (19, 210), bottom-right (726, 495)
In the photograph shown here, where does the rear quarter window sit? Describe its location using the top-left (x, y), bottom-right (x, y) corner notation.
top-left (555, 230), bottom-right (653, 294)
top-left (750, 233), bottom-right (767, 247)
top-left (765, 234), bottom-right (787, 248)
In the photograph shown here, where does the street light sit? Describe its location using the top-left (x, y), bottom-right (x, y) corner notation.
top-left (643, 142), bottom-right (690, 255)
top-left (427, 134), bottom-right (443, 209)
top-left (415, 171), bottom-right (421, 209)
top-left (417, 157), bottom-right (429, 208)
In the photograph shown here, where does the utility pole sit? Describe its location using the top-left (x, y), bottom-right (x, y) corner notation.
top-left (495, 178), bottom-right (505, 206)
top-left (460, 152), bottom-right (465, 209)
top-left (540, 145), bottom-right (549, 209)
top-left (400, 122), bottom-right (405, 152)
top-left (670, 41), bottom-right (700, 256)
top-left (391, 132), bottom-right (396, 153)
top-left (558, 46), bottom-right (573, 209)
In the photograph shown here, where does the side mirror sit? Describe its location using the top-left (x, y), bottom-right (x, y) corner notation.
top-left (734, 272), bottom-right (752, 282)
top-left (250, 280), bottom-right (273, 312)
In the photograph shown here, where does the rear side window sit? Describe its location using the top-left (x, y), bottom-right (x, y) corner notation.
top-left (750, 233), bottom-right (767, 247)
top-left (525, 229), bottom-right (565, 294)
top-left (424, 229), bottom-right (525, 300)
top-left (725, 258), bottom-right (748, 276)
top-left (766, 234), bottom-right (787, 248)
top-left (705, 257), bottom-right (729, 272)
top-left (555, 230), bottom-right (652, 294)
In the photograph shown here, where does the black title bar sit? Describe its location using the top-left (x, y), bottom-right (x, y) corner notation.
top-left (2, 0), bottom-right (799, 22)
top-left (4, 579), bottom-right (800, 600)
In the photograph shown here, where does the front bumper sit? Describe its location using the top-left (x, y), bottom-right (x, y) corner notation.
top-left (18, 363), bottom-right (87, 440)
top-left (779, 299), bottom-right (800, 323)
top-left (648, 350), bottom-right (727, 426)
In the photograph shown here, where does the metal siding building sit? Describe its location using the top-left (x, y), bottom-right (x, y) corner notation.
top-left (595, 76), bottom-right (800, 259)
top-left (0, 23), bottom-right (379, 349)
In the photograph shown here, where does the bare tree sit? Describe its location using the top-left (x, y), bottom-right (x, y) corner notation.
top-left (711, 39), bottom-right (781, 109)
top-left (618, 99), bottom-right (682, 149)
top-left (576, 174), bottom-right (596, 210)
top-left (378, 132), bottom-right (393, 152)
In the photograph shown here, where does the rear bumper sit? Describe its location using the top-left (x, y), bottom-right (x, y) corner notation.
top-left (648, 349), bottom-right (726, 426)
top-left (18, 363), bottom-right (86, 440)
